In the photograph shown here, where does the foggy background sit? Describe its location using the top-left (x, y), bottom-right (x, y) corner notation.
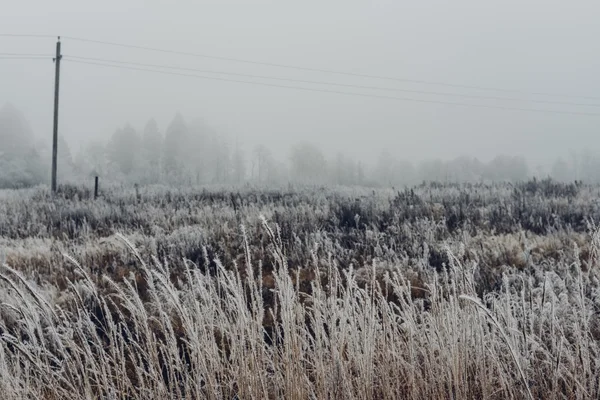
top-left (1, 0), bottom-right (599, 187)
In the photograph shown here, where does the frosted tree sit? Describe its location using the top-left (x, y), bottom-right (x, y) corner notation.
top-left (290, 142), bottom-right (327, 183)
top-left (551, 158), bottom-right (571, 182)
top-left (394, 159), bottom-right (417, 186)
top-left (253, 144), bottom-right (272, 183)
top-left (578, 150), bottom-right (600, 183)
top-left (57, 135), bottom-right (75, 181)
top-left (0, 103), bottom-right (34, 156)
top-left (418, 159), bottom-right (446, 183)
top-left (108, 124), bottom-right (140, 175)
top-left (73, 141), bottom-right (107, 177)
top-left (486, 155), bottom-right (529, 182)
top-left (374, 150), bottom-right (395, 186)
top-left (446, 156), bottom-right (483, 183)
top-left (214, 137), bottom-right (232, 183)
top-left (333, 152), bottom-right (346, 185)
top-left (163, 113), bottom-right (189, 180)
top-left (0, 103), bottom-right (44, 187)
top-left (232, 141), bottom-right (247, 184)
top-left (141, 119), bottom-right (163, 182)
top-left (373, 151), bottom-right (417, 186)
top-left (333, 152), bottom-right (362, 186)
top-left (357, 161), bottom-right (365, 185)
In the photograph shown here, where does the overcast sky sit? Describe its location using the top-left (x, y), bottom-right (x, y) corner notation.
top-left (1, 0), bottom-right (599, 166)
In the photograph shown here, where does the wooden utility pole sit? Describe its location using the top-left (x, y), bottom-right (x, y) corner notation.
top-left (51, 37), bottom-right (62, 193)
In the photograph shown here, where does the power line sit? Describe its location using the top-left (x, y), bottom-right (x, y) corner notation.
top-left (63, 58), bottom-right (600, 117)
top-left (0, 56), bottom-right (51, 59)
top-left (0, 53), bottom-right (53, 57)
top-left (0, 52), bottom-right (53, 61)
top-left (63, 55), bottom-right (600, 108)
top-left (4, 34), bottom-right (597, 101)
top-left (61, 35), bottom-right (600, 101)
top-left (0, 34), bottom-right (56, 38)
top-left (0, 56), bottom-right (51, 60)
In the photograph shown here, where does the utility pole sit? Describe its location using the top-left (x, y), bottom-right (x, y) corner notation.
top-left (51, 37), bottom-right (62, 193)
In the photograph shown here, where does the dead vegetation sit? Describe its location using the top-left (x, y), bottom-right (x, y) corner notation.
top-left (1, 181), bottom-right (600, 399)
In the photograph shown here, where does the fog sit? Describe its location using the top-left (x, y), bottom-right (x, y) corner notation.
top-left (1, 0), bottom-right (600, 186)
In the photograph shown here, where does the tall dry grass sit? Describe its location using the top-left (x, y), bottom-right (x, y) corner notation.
top-left (1, 219), bottom-right (599, 399)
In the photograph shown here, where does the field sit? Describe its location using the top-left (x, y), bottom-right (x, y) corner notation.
top-left (1, 180), bottom-right (600, 399)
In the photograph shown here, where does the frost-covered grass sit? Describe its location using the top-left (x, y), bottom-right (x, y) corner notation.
top-left (1, 181), bottom-right (600, 399)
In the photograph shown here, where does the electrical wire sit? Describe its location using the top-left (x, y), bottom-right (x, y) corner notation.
top-left (62, 55), bottom-right (600, 108)
top-left (0, 53), bottom-right (53, 57)
top-left (63, 58), bottom-right (600, 117)
top-left (61, 35), bottom-right (600, 101)
top-left (0, 34), bottom-right (56, 38)
top-left (0, 57), bottom-right (51, 60)
top-left (3, 34), bottom-right (597, 101)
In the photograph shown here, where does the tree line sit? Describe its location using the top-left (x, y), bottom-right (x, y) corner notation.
top-left (1, 103), bottom-right (597, 189)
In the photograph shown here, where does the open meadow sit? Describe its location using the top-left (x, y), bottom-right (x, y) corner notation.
top-left (1, 180), bottom-right (600, 399)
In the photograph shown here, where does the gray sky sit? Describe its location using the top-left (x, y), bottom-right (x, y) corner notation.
top-left (1, 0), bottom-right (599, 166)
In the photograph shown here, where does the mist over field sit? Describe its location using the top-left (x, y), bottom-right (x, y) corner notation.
top-left (2, 1), bottom-right (600, 189)
top-left (3, 2), bottom-right (600, 400)
top-left (1, 98), bottom-right (599, 189)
